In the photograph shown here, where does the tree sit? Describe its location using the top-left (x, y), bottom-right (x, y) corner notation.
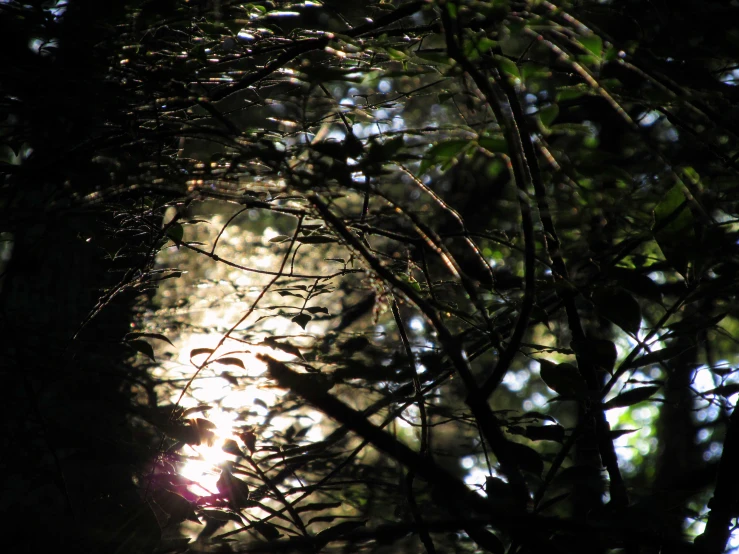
top-left (2, 1), bottom-right (739, 553)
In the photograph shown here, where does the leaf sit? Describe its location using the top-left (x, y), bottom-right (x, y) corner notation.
top-left (536, 492), bottom-right (570, 513)
top-left (182, 405), bottom-right (212, 417)
top-left (537, 359), bottom-right (587, 398)
top-left (222, 439), bottom-right (244, 457)
top-left (579, 34), bottom-right (603, 57)
top-left (269, 235), bottom-right (291, 243)
top-left (653, 183), bottom-right (697, 276)
top-left (466, 527), bottom-right (505, 554)
top-left (610, 428), bottom-right (640, 440)
top-left (201, 509), bottom-right (242, 523)
top-left (706, 383), bottom-right (739, 397)
top-left (260, 338), bottom-right (304, 359)
top-left (305, 306), bottom-right (329, 314)
top-left (603, 386), bottom-right (660, 410)
top-left (477, 134), bottom-right (508, 154)
top-left (419, 139), bottom-right (471, 174)
top-left (166, 222), bottom-right (184, 243)
top-left (295, 501), bottom-right (343, 513)
top-left (190, 348), bottom-right (215, 358)
top-left (609, 267), bottom-right (662, 302)
top-left (538, 104), bottom-right (559, 128)
top-left (507, 442), bottom-right (544, 475)
top-left (521, 411), bottom-right (556, 423)
top-left (127, 339), bottom-right (155, 361)
top-left (553, 466), bottom-right (604, 491)
top-left (216, 469), bottom-right (251, 509)
top-left (571, 338), bottom-right (617, 374)
top-left (239, 430), bottom-right (257, 452)
top-left (291, 313), bottom-right (312, 329)
top-left (525, 424), bottom-right (565, 443)
top-left (496, 56), bottom-right (520, 79)
top-left (216, 357), bottom-right (245, 369)
top-left (592, 288), bottom-right (641, 335)
top-left (152, 489), bottom-right (197, 524)
top-left (315, 520), bottom-right (367, 543)
top-left (296, 235), bottom-right (338, 244)
top-left (125, 332), bottom-right (174, 347)
top-left (252, 521), bottom-right (281, 540)
top-left (622, 345), bottom-right (688, 369)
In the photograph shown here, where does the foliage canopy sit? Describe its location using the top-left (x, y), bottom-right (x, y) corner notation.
top-left (3, 1), bottom-right (739, 553)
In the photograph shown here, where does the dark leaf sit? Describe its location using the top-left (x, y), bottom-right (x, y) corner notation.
top-left (603, 386), bottom-right (660, 410)
top-left (571, 338), bottom-right (617, 374)
top-left (466, 527), bottom-right (505, 554)
top-left (305, 306), bottom-right (329, 314)
top-left (252, 521), bottom-right (281, 540)
top-left (622, 345), bottom-right (688, 369)
top-left (593, 288), bottom-right (641, 335)
top-left (190, 348), bottom-right (215, 358)
top-left (508, 442), bottom-right (544, 476)
top-left (216, 357), bottom-right (246, 369)
top-left (610, 428), bottom-right (640, 439)
top-left (553, 466), bottom-right (604, 491)
top-left (706, 383), bottom-right (739, 397)
top-left (127, 339), bottom-right (156, 361)
top-left (295, 501), bottom-right (343, 513)
top-left (125, 332), bottom-right (174, 347)
top-left (240, 430), bottom-right (257, 453)
top-left (538, 359), bottom-right (587, 398)
top-left (525, 424), bottom-right (565, 443)
top-left (182, 405), bottom-right (212, 417)
top-left (292, 313), bottom-right (312, 329)
top-left (536, 492), bottom-right (570, 513)
top-left (216, 469), bottom-right (250, 509)
top-left (315, 520), bottom-right (367, 543)
top-left (166, 222), bottom-right (184, 243)
top-left (222, 439), bottom-right (244, 457)
top-left (152, 489), bottom-right (197, 524)
top-left (296, 235), bottom-right (338, 244)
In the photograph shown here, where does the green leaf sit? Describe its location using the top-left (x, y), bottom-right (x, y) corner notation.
top-left (592, 288), bottom-right (641, 335)
top-left (127, 339), bottom-right (155, 361)
top-left (579, 35), bottom-right (603, 57)
top-left (477, 134), bottom-right (508, 154)
top-left (419, 139), bottom-right (471, 174)
top-left (292, 313), bottom-right (312, 329)
top-left (538, 104), bottom-right (559, 128)
top-left (603, 386), bottom-right (660, 410)
top-left (571, 338), bottom-right (617, 374)
top-left (496, 56), bottom-right (520, 79)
